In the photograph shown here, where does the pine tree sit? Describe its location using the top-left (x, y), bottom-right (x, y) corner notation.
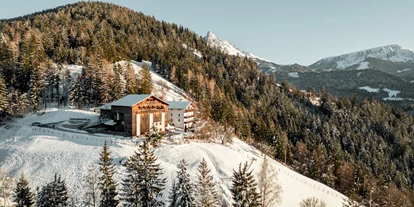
top-left (0, 75), bottom-right (8, 114)
top-left (70, 77), bottom-right (84, 109)
top-left (84, 165), bottom-right (100, 207)
top-left (29, 67), bottom-right (45, 111)
top-left (15, 92), bottom-right (29, 117)
top-left (124, 62), bottom-right (137, 94)
top-left (37, 174), bottom-right (69, 207)
top-left (258, 156), bottom-right (282, 207)
top-left (122, 141), bottom-right (166, 207)
top-left (98, 141), bottom-right (119, 207)
top-left (169, 159), bottom-right (195, 207)
top-left (110, 63), bottom-right (123, 102)
top-left (194, 158), bottom-right (218, 207)
top-left (167, 181), bottom-right (179, 207)
top-left (138, 64), bottom-right (152, 94)
top-left (231, 162), bottom-right (260, 207)
top-left (13, 173), bottom-right (34, 207)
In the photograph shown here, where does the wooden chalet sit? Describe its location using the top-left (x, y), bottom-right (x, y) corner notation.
top-left (100, 94), bottom-right (169, 136)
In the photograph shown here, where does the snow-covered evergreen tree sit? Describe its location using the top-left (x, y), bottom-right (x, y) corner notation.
top-left (194, 158), bottom-right (218, 207)
top-left (122, 141), bottom-right (166, 207)
top-left (70, 77), bottom-right (84, 109)
top-left (167, 180), bottom-right (179, 207)
top-left (0, 76), bottom-right (8, 114)
top-left (29, 67), bottom-right (45, 110)
top-left (124, 62), bottom-right (137, 94)
top-left (84, 165), bottom-right (100, 207)
top-left (258, 156), bottom-right (282, 207)
top-left (138, 64), bottom-right (152, 94)
top-left (169, 159), bottom-right (195, 207)
top-left (98, 141), bottom-right (119, 207)
top-left (15, 91), bottom-right (29, 117)
top-left (110, 63), bottom-right (123, 102)
top-left (231, 162), bottom-right (260, 207)
top-left (13, 173), bottom-right (34, 207)
top-left (37, 174), bottom-right (69, 207)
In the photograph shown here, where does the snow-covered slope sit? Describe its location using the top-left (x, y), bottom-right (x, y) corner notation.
top-left (310, 44), bottom-right (414, 70)
top-left (0, 109), bottom-right (347, 206)
top-left (61, 60), bottom-right (189, 102)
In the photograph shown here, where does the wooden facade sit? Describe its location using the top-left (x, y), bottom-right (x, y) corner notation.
top-left (131, 97), bottom-right (168, 136)
top-left (100, 95), bottom-right (169, 136)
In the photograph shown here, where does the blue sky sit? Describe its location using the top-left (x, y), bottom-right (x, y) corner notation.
top-left (1, 0), bottom-right (413, 65)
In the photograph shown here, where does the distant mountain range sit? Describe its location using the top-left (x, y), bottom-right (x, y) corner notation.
top-left (205, 32), bottom-right (414, 113)
top-left (309, 44), bottom-right (414, 80)
top-left (204, 31), bottom-right (307, 74)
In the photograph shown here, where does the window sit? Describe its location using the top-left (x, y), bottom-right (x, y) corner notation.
top-left (178, 114), bottom-right (180, 116)
top-left (171, 114), bottom-right (173, 116)
top-left (178, 119), bottom-right (180, 122)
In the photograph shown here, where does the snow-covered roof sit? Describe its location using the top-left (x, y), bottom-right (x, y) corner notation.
top-left (111, 94), bottom-right (152, 107)
top-left (166, 101), bottom-right (191, 109)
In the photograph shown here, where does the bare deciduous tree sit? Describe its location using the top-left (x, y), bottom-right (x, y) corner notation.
top-left (299, 197), bottom-right (327, 207)
top-left (258, 156), bottom-right (282, 207)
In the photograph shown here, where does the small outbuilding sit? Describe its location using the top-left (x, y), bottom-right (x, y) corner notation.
top-left (100, 94), bottom-right (169, 136)
top-left (166, 101), bottom-right (196, 130)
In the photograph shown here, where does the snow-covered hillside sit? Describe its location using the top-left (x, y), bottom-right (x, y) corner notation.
top-left (310, 44), bottom-right (414, 69)
top-left (61, 60), bottom-right (190, 102)
top-left (0, 109), bottom-right (347, 206)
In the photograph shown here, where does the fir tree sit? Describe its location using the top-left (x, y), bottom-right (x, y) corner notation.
top-left (169, 159), bottom-right (195, 207)
top-left (138, 64), bottom-right (152, 94)
top-left (231, 162), bottom-right (260, 207)
top-left (194, 158), bottom-right (218, 207)
top-left (110, 63), bottom-right (123, 102)
top-left (15, 91), bottom-right (29, 117)
top-left (37, 174), bottom-right (68, 207)
top-left (13, 173), bottom-right (34, 207)
top-left (98, 141), bottom-right (119, 207)
top-left (29, 67), bottom-right (45, 111)
top-left (167, 181), bottom-right (179, 207)
top-left (70, 77), bottom-right (84, 109)
top-left (124, 62), bottom-right (137, 94)
top-left (0, 76), bottom-right (8, 114)
top-left (122, 141), bottom-right (166, 207)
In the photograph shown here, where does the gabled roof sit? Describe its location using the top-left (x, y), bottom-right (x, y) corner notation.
top-left (111, 94), bottom-right (152, 107)
top-left (166, 101), bottom-right (191, 109)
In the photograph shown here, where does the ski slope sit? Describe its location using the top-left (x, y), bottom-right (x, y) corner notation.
top-left (0, 109), bottom-right (347, 206)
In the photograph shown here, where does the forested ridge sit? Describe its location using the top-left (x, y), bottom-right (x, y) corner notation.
top-left (0, 2), bottom-right (414, 205)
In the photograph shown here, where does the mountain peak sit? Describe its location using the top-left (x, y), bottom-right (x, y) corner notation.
top-left (203, 31), bottom-right (271, 63)
top-left (205, 31), bottom-right (217, 41)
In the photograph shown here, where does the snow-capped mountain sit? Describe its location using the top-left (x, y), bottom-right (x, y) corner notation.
top-left (204, 31), bottom-right (310, 75)
top-left (204, 31), bottom-right (269, 61)
top-left (309, 44), bottom-right (414, 70)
